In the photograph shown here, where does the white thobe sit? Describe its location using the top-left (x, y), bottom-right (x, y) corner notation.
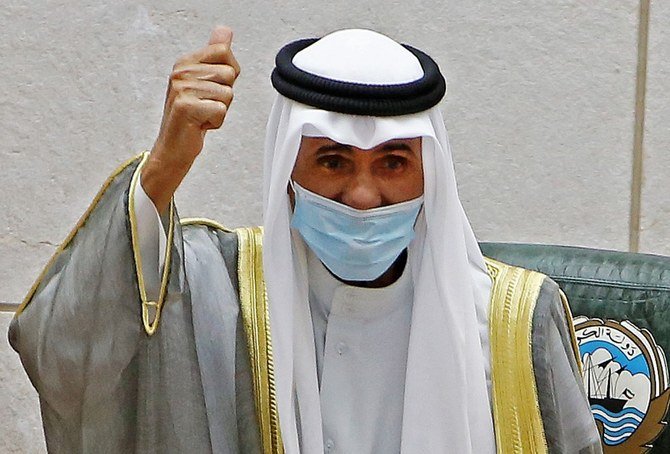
top-left (307, 250), bottom-right (413, 453)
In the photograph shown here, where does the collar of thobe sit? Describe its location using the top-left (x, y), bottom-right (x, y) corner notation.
top-left (307, 247), bottom-right (413, 322)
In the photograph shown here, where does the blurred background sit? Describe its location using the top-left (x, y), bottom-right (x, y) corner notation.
top-left (1, 1), bottom-right (667, 451)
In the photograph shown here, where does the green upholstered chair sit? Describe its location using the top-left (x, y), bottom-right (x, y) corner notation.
top-left (480, 243), bottom-right (670, 453)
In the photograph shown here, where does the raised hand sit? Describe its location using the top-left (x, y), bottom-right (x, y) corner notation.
top-left (141, 26), bottom-right (240, 213)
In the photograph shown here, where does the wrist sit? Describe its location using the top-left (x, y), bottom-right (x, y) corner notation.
top-left (140, 152), bottom-right (189, 214)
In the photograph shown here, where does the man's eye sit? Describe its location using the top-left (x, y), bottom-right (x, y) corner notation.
top-left (318, 155), bottom-right (345, 169)
top-left (383, 156), bottom-right (407, 170)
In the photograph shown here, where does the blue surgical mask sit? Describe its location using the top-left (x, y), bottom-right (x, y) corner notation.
top-left (290, 181), bottom-right (423, 281)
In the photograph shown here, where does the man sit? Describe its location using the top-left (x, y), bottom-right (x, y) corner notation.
top-left (10, 27), bottom-right (601, 453)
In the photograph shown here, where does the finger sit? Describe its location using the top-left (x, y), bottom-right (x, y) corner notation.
top-left (172, 96), bottom-right (228, 130)
top-left (171, 63), bottom-right (238, 86)
top-left (198, 99), bottom-right (228, 130)
top-left (198, 43), bottom-right (240, 75)
top-left (208, 26), bottom-right (233, 46)
top-left (173, 27), bottom-right (237, 69)
top-left (173, 79), bottom-right (234, 105)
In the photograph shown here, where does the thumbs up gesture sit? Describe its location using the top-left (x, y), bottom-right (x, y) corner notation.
top-left (142, 26), bottom-right (241, 213)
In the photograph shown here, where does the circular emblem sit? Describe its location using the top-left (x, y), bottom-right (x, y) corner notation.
top-left (574, 317), bottom-right (670, 451)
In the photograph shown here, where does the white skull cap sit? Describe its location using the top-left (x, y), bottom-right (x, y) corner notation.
top-left (292, 28), bottom-right (424, 84)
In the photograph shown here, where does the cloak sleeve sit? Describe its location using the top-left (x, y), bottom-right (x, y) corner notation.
top-left (7, 154), bottom-right (234, 453)
top-left (533, 278), bottom-right (604, 453)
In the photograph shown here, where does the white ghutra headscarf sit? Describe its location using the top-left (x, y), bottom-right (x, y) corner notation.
top-left (262, 29), bottom-right (496, 453)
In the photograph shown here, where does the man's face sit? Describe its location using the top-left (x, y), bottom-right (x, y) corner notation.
top-left (290, 136), bottom-right (424, 210)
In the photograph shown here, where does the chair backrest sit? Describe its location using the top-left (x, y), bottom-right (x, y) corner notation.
top-left (480, 242), bottom-right (670, 453)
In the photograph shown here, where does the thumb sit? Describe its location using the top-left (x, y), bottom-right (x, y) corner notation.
top-left (208, 26), bottom-right (233, 46)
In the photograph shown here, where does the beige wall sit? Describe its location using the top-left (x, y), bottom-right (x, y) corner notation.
top-left (1, 1), bottom-right (666, 451)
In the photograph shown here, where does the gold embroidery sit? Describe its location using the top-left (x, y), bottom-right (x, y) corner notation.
top-left (236, 226), bottom-right (284, 454)
top-left (486, 257), bottom-right (548, 454)
top-left (559, 289), bottom-right (583, 376)
top-left (181, 217), bottom-right (233, 232)
top-left (127, 153), bottom-right (175, 336)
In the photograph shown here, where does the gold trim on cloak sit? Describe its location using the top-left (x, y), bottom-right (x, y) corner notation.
top-left (236, 226), bottom-right (284, 454)
top-left (181, 217), bottom-right (234, 232)
top-left (486, 257), bottom-right (548, 454)
top-left (127, 153), bottom-right (175, 336)
top-left (559, 289), bottom-right (583, 375)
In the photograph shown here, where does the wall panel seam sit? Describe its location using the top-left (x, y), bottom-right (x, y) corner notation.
top-left (629, 0), bottom-right (651, 252)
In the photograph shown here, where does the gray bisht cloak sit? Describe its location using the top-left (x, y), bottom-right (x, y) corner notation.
top-left (9, 156), bottom-right (601, 453)
top-left (9, 157), bottom-right (261, 453)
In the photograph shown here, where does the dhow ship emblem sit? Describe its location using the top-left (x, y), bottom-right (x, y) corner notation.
top-left (574, 317), bottom-right (670, 452)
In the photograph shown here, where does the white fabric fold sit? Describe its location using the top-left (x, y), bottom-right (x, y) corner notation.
top-left (308, 248), bottom-right (414, 453)
top-left (132, 176), bottom-right (167, 299)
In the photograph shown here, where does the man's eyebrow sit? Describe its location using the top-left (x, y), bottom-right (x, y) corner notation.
top-left (314, 141), bottom-right (416, 154)
top-left (379, 141), bottom-right (415, 153)
top-left (316, 143), bottom-right (353, 154)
